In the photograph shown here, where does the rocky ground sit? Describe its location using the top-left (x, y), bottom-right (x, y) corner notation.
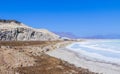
top-left (0, 41), bottom-right (97, 74)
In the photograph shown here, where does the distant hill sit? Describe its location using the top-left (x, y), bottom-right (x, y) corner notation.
top-left (54, 32), bottom-right (79, 39)
top-left (54, 31), bottom-right (120, 39)
top-left (0, 19), bottom-right (59, 41)
top-left (83, 34), bottom-right (120, 39)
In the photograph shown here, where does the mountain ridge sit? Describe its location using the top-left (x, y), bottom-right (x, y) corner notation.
top-left (55, 32), bottom-right (120, 39)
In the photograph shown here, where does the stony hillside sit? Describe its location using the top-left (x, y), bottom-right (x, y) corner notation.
top-left (0, 19), bottom-right (59, 41)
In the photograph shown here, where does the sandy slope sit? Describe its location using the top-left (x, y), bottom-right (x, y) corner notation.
top-left (0, 41), bottom-right (96, 74)
top-left (0, 48), bottom-right (35, 74)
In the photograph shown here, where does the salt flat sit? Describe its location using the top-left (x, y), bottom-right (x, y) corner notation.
top-left (47, 47), bottom-right (120, 74)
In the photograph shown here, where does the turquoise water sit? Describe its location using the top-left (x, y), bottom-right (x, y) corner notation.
top-left (67, 39), bottom-right (120, 64)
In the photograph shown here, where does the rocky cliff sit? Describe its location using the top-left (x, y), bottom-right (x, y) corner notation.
top-left (0, 19), bottom-right (59, 41)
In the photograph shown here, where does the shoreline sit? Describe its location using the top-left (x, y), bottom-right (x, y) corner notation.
top-left (66, 40), bottom-right (120, 66)
top-left (66, 43), bottom-right (120, 66)
top-left (47, 47), bottom-right (120, 74)
top-left (66, 48), bottom-right (120, 67)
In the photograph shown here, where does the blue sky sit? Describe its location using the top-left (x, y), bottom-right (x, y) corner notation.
top-left (0, 0), bottom-right (120, 37)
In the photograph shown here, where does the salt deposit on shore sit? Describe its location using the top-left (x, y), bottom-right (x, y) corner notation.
top-left (47, 48), bottom-right (120, 74)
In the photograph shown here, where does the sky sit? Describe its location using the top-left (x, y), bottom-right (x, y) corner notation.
top-left (0, 0), bottom-right (120, 37)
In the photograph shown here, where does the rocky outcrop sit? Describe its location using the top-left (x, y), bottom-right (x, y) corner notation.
top-left (0, 19), bottom-right (59, 41)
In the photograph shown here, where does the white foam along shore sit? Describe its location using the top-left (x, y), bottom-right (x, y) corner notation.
top-left (47, 40), bottom-right (120, 74)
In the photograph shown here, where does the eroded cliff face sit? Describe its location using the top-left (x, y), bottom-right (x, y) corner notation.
top-left (0, 20), bottom-right (59, 41)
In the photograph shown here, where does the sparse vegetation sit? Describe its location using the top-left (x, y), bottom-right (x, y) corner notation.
top-left (0, 19), bottom-right (21, 24)
top-left (16, 54), bottom-right (96, 74)
top-left (0, 41), bottom-right (61, 46)
top-left (0, 40), bottom-right (97, 74)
